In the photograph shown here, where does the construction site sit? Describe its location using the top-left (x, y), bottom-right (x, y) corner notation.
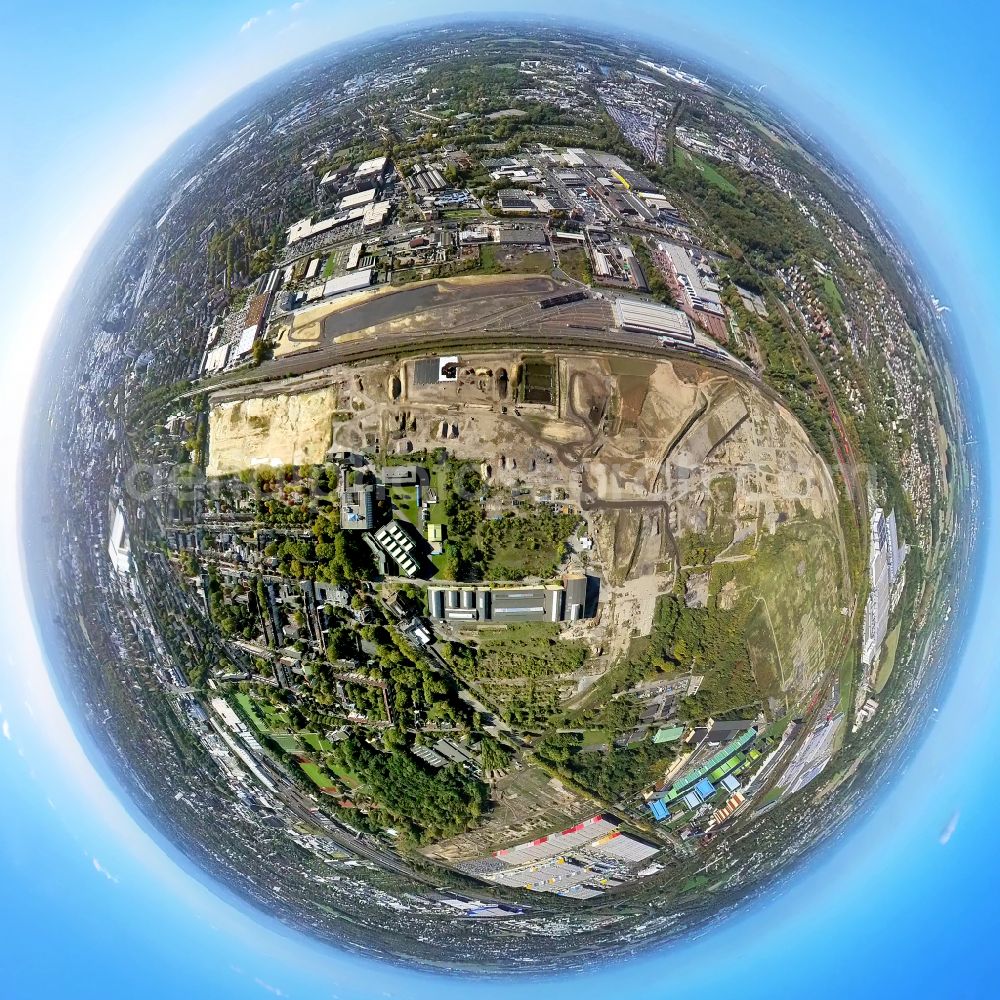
top-left (207, 336), bottom-right (849, 710)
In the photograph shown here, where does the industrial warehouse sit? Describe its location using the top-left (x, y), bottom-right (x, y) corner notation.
top-left (612, 296), bottom-right (695, 341)
top-left (461, 816), bottom-right (662, 900)
top-left (427, 574), bottom-right (590, 625)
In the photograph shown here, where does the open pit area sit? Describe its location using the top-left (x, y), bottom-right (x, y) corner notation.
top-left (207, 344), bottom-right (850, 713)
top-left (206, 384), bottom-right (346, 476)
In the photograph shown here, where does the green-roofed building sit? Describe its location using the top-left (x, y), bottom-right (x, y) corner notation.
top-left (653, 725), bottom-right (686, 744)
top-left (657, 727), bottom-right (758, 805)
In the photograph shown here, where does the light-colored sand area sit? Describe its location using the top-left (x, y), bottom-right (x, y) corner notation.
top-left (207, 386), bottom-right (341, 476)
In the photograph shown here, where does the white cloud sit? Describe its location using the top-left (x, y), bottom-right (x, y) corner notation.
top-left (92, 856), bottom-right (120, 883)
top-left (240, 16), bottom-right (260, 32)
top-left (290, 1), bottom-right (306, 9)
top-left (2, 718), bottom-right (10, 740)
top-left (939, 810), bottom-right (960, 845)
top-left (254, 979), bottom-right (286, 997)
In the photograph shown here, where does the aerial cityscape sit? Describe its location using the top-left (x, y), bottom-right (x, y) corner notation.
top-left (23, 19), bottom-right (979, 973)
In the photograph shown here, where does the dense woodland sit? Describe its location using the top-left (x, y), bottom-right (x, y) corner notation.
top-left (329, 737), bottom-right (487, 843)
top-left (440, 463), bottom-right (579, 580)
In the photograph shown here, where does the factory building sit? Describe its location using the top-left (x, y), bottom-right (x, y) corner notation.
top-left (648, 799), bottom-right (670, 822)
top-left (380, 465), bottom-right (419, 486)
top-left (610, 166), bottom-right (659, 194)
top-left (496, 227), bottom-right (548, 247)
top-left (427, 573), bottom-right (589, 626)
top-left (372, 520), bottom-right (420, 577)
top-left (478, 816), bottom-right (660, 900)
top-left (320, 267), bottom-right (375, 298)
top-left (655, 241), bottom-right (729, 343)
top-left (612, 297), bottom-right (695, 341)
top-left (861, 507), bottom-right (907, 666)
top-left (587, 831), bottom-right (660, 864)
top-left (427, 522), bottom-right (444, 556)
top-left (340, 483), bottom-right (374, 530)
top-left (346, 242), bottom-right (364, 270)
top-left (353, 155), bottom-right (390, 187)
top-left (108, 504), bottom-right (131, 575)
top-left (658, 242), bottom-right (724, 315)
top-left (650, 727), bottom-right (758, 811)
top-left (494, 816), bottom-right (618, 865)
top-left (411, 165), bottom-right (447, 193)
top-left (339, 187), bottom-right (378, 211)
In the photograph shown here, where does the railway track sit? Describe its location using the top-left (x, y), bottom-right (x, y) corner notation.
top-left (207, 322), bottom-right (765, 406)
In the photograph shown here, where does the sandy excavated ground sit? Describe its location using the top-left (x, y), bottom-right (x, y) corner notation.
top-left (206, 348), bottom-right (848, 700)
top-left (206, 385), bottom-right (343, 476)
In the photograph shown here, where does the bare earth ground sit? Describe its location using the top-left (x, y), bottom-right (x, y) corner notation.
top-left (206, 385), bottom-right (343, 476)
top-left (420, 764), bottom-right (598, 862)
top-left (206, 348), bottom-right (849, 707)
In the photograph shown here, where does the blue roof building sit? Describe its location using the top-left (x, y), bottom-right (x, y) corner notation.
top-left (682, 791), bottom-right (701, 810)
top-left (694, 778), bottom-right (716, 801)
top-left (648, 799), bottom-right (670, 822)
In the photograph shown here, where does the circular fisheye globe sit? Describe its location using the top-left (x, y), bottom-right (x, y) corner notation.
top-left (23, 20), bottom-right (976, 973)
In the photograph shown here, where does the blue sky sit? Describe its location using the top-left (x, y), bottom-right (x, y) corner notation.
top-left (1, 2), bottom-right (998, 997)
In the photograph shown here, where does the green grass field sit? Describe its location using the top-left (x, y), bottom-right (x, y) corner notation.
top-left (443, 208), bottom-right (486, 220)
top-left (823, 276), bottom-right (844, 316)
top-left (719, 515), bottom-right (848, 705)
top-left (234, 693), bottom-right (268, 733)
top-left (763, 715), bottom-right (793, 740)
top-left (325, 760), bottom-right (361, 788)
top-left (390, 485), bottom-right (420, 527)
top-left (752, 519), bottom-right (844, 665)
top-left (272, 732), bottom-right (305, 754)
top-left (875, 622), bottom-right (902, 694)
top-left (235, 693), bottom-right (291, 734)
top-left (474, 244), bottom-right (552, 276)
top-left (300, 761), bottom-right (336, 789)
top-left (837, 648), bottom-right (857, 715)
top-left (675, 147), bottom-right (739, 195)
top-left (559, 247), bottom-right (592, 284)
top-left (302, 732), bottom-right (335, 754)
top-left (487, 536), bottom-right (560, 577)
top-left (476, 244), bottom-right (502, 274)
top-left (514, 252), bottom-right (553, 275)
top-left (472, 623), bottom-right (587, 679)
top-left (681, 476), bottom-right (738, 567)
top-left (744, 604), bottom-right (785, 698)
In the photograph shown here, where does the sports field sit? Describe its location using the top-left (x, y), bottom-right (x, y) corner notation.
top-left (300, 761), bottom-right (337, 790)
